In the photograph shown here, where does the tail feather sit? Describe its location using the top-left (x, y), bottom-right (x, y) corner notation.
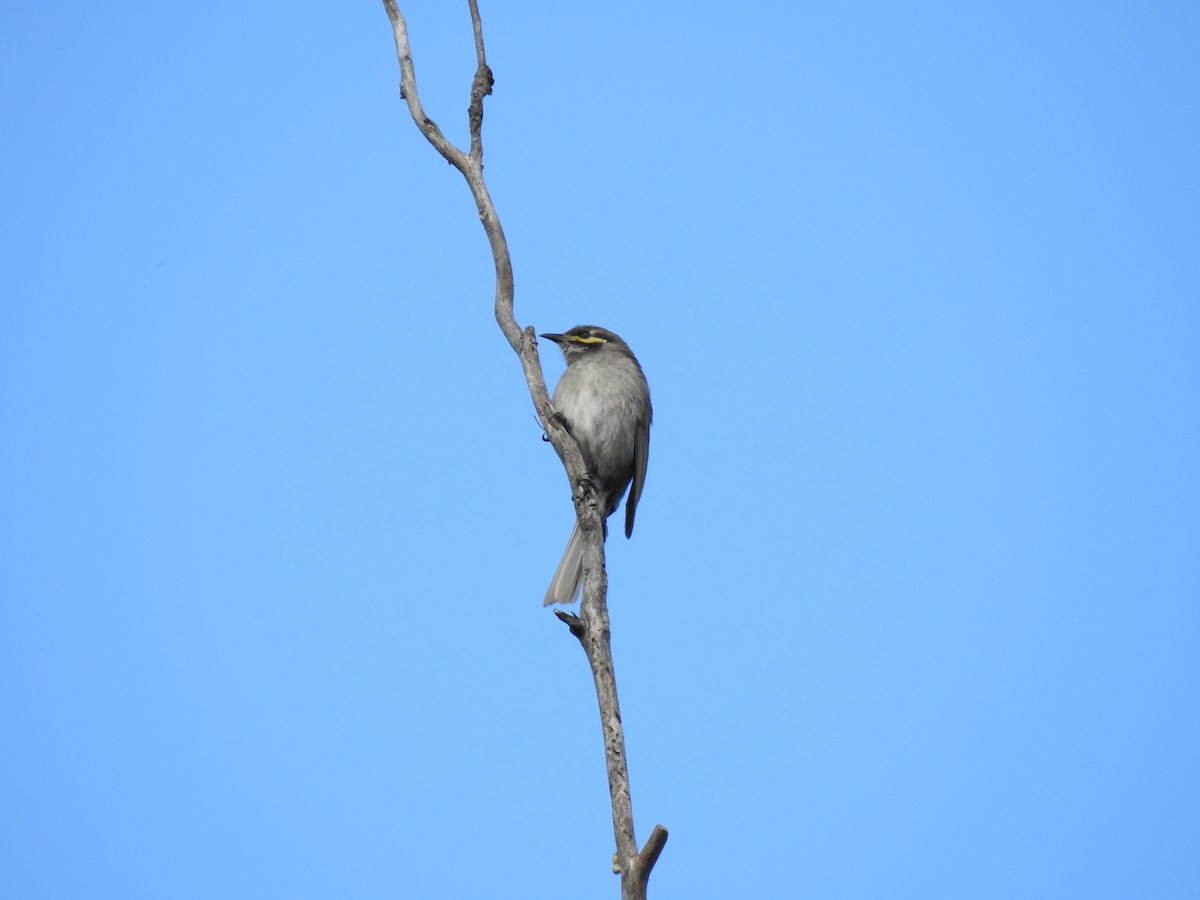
top-left (544, 522), bottom-right (584, 605)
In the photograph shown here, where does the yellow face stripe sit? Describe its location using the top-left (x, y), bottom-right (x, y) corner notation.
top-left (570, 335), bottom-right (606, 344)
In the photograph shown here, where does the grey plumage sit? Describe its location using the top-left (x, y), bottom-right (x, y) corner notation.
top-left (540, 326), bottom-right (652, 605)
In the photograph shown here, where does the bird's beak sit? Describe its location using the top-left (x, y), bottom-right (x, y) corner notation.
top-left (539, 332), bottom-right (565, 344)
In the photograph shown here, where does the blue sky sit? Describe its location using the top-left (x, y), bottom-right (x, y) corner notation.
top-left (2, 2), bottom-right (1198, 897)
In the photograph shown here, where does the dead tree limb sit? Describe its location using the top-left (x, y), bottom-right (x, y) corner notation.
top-left (381, 4), bottom-right (667, 896)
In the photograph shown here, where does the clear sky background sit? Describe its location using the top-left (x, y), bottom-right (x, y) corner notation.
top-left (2, 2), bottom-right (1198, 898)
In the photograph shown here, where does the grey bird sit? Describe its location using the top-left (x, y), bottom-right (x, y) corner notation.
top-left (540, 325), bottom-right (652, 605)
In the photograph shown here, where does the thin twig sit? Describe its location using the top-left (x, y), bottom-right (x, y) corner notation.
top-left (466, 0), bottom-right (490, 161)
top-left (382, 0), bottom-right (463, 170)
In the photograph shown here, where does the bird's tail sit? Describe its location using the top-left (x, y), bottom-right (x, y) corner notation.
top-left (544, 521), bottom-right (584, 605)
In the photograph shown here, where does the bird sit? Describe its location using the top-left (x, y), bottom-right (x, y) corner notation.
top-left (539, 325), bottom-right (652, 605)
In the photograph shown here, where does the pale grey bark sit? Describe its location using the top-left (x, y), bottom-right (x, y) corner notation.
top-left (381, 3), bottom-right (667, 896)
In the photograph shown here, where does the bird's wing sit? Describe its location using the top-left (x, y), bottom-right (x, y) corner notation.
top-left (624, 415), bottom-right (650, 538)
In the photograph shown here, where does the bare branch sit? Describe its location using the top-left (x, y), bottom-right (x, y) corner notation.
top-left (466, 0), bottom-right (490, 161)
top-left (382, 0), bottom-right (465, 170)
top-left (382, 4), bottom-right (667, 896)
top-left (557, 601), bottom-right (669, 898)
top-left (382, 0), bottom-right (519, 354)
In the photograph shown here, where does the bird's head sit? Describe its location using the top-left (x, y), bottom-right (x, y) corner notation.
top-left (539, 325), bottom-right (630, 362)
